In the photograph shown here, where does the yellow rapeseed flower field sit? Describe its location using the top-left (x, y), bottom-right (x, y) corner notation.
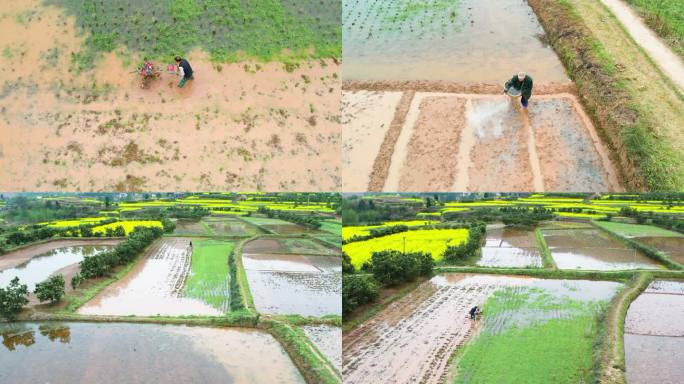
top-left (343, 228), bottom-right (469, 268)
top-left (92, 220), bottom-right (162, 235)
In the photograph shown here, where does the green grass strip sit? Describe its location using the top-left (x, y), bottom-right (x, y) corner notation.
top-left (595, 272), bottom-right (653, 383)
top-left (184, 239), bottom-right (234, 312)
top-left (235, 237), bottom-right (257, 311)
top-left (261, 319), bottom-right (341, 384)
top-left (535, 228), bottom-right (557, 270)
top-left (453, 287), bottom-right (610, 383)
top-left (591, 221), bottom-right (683, 270)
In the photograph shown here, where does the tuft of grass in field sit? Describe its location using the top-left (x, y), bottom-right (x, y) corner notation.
top-left (183, 239), bottom-right (234, 312)
top-left (453, 287), bottom-right (611, 384)
top-left (45, 0), bottom-right (341, 71)
top-left (624, 0), bottom-right (684, 60)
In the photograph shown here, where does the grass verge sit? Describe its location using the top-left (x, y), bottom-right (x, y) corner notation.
top-left (235, 236), bottom-right (257, 311)
top-left (535, 228), bottom-right (557, 269)
top-left (594, 272), bottom-right (653, 383)
top-left (261, 319), bottom-right (341, 384)
top-left (623, 0), bottom-right (684, 60)
top-left (528, 0), bottom-right (683, 190)
top-left (591, 221), bottom-right (683, 270)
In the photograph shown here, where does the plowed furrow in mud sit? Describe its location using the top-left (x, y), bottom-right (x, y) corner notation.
top-left (342, 281), bottom-right (501, 384)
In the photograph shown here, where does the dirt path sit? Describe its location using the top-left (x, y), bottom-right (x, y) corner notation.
top-left (0, 239), bottom-right (122, 271)
top-left (342, 275), bottom-right (523, 384)
top-left (601, 0), bottom-right (684, 91)
top-left (571, 0), bottom-right (684, 172)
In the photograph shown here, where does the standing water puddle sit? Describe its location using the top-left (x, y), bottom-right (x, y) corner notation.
top-left (477, 227), bottom-right (542, 268)
top-left (243, 249), bottom-right (341, 317)
top-left (542, 228), bottom-right (662, 270)
top-left (343, 0), bottom-right (568, 82)
top-left (0, 246), bottom-right (111, 290)
top-left (0, 322), bottom-right (304, 384)
top-left (625, 280), bottom-right (684, 384)
top-left (79, 238), bottom-right (220, 316)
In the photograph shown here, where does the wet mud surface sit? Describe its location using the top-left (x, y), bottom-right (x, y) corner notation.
top-left (625, 280), bottom-right (684, 384)
top-left (634, 236), bottom-right (684, 264)
top-left (243, 237), bottom-right (338, 256)
top-left (243, 252), bottom-right (341, 317)
top-left (343, 0), bottom-right (568, 82)
top-left (0, 322), bottom-right (304, 384)
top-left (478, 227), bottom-right (542, 268)
top-left (0, 245), bottom-right (112, 290)
top-left (0, 0), bottom-right (340, 191)
top-left (543, 228), bottom-right (662, 270)
top-left (344, 90), bottom-right (619, 192)
top-left (342, 273), bottom-right (619, 384)
top-left (342, 90), bottom-right (402, 191)
top-left (302, 325), bottom-right (342, 372)
top-left (79, 238), bottom-right (221, 316)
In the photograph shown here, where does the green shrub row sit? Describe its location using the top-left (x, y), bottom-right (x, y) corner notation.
top-left (258, 206), bottom-right (322, 229)
top-left (76, 227), bottom-right (163, 281)
top-left (442, 222), bottom-right (486, 263)
top-left (227, 251), bottom-right (245, 311)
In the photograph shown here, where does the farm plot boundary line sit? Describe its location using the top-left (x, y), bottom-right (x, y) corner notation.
top-left (368, 91), bottom-right (415, 191)
top-left (343, 81), bottom-right (577, 95)
top-left (590, 221), bottom-right (684, 270)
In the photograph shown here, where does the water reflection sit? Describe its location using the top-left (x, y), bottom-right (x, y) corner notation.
top-left (1, 323), bottom-right (70, 351)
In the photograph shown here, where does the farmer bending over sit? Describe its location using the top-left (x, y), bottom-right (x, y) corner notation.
top-left (504, 71), bottom-right (533, 108)
top-left (175, 56), bottom-right (194, 88)
top-left (469, 306), bottom-right (480, 320)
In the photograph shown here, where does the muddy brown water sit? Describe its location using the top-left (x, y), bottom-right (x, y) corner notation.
top-left (543, 228), bottom-right (662, 270)
top-left (0, 245), bottom-right (112, 290)
top-left (343, 0), bottom-right (568, 83)
top-left (478, 226), bottom-right (542, 268)
top-left (262, 224), bottom-right (310, 235)
top-left (79, 238), bottom-right (220, 316)
top-left (302, 325), bottom-right (342, 372)
top-left (243, 237), bottom-right (338, 256)
top-left (343, 273), bottom-right (619, 384)
top-left (173, 219), bottom-right (209, 236)
top-left (625, 281), bottom-right (684, 384)
top-left (243, 253), bottom-right (341, 317)
top-left (0, 322), bottom-right (305, 384)
top-left (634, 236), bottom-right (684, 264)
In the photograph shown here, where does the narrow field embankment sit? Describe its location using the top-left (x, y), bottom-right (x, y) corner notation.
top-left (528, 0), bottom-right (684, 191)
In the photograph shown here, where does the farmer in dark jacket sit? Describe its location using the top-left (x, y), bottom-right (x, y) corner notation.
top-left (175, 56), bottom-right (194, 88)
top-left (504, 71), bottom-right (533, 108)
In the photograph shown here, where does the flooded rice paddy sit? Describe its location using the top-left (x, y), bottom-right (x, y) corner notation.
top-left (0, 245), bottom-right (112, 290)
top-left (302, 325), bottom-right (342, 372)
top-left (173, 218), bottom-right (258, 237)
top-left (477, 227), bottom-right (542, 268)
top-left (625, 280), bottom-right (684, 384)
top-left (342, 273), bottom-right (619, 384)
top-left (542, 228), bottom-right (662, 270)
top-left (343, 0), bottom-right (568, 82)
top-left (0, 322), bottom-right (304, 384)
top-left (79, 238), bottom-right (221, 316)
top-left (634, 236), bottom-right (684, 265)
top-left (243, 238), bottom-right (341, 316)
top-left (243, 237), bottom-right (339, 256)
